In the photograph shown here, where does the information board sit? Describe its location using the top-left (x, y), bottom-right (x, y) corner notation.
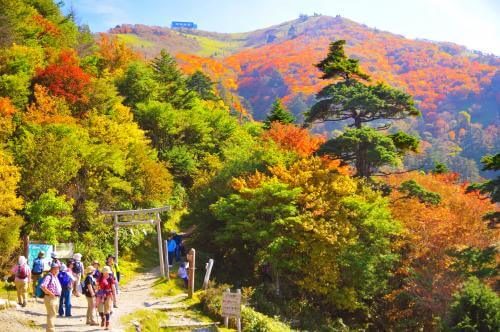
top-left (221, 291), bottom-right (241, 317)
top-left (28, 243), bottom-right (53, 271)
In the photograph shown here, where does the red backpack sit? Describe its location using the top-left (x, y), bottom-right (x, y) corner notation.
top-left (16, 265), bottom-right (28, 279)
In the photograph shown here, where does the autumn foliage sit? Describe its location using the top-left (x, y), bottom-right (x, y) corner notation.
top-left (34, 49), bottom-right (91, 105)
top-left (263, 122), bottom-right (325, 157)
top-left (384, 172), bottom-right (498, 329)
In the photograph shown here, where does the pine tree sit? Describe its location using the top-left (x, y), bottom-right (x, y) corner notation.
top-left (306, 40), bottom-right (421, 177)
top-left (186, 70), bottom-right (218, 101)
top-left (264, 98), bottom-right (295, 129)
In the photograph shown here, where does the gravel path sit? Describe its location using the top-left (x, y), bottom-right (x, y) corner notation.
top-left (0, 267), bottom-right (164, 332)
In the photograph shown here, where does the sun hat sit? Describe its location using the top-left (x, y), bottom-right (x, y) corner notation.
top-left (92, 260), bottom-right (100, 265)
top-left (73, 253), bottom-right (82, 261)
top-left (102, 266), bottom-right (112, 274)
top-left (50, 262), bottom-right (60, 269)
top-left (18, 256), bottom-right (27, 265)
top-left (51, 252), bottom-right (58, 259)
top-left (60, 264), bottom-right (67, 272)
top-left (85, 266), bottom-right (95, 274)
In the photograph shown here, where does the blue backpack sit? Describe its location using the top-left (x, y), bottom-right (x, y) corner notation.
top-left (35, 274), bottom-right (51, 298)
top-left (58, 272), bottom-right (72, 288)
top-left (32, 258), bottom-right (44, 274)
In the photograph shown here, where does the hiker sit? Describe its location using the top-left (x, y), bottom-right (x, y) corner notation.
top-left (10, 255), bottom-right (31, 307)
top-left (172, 232), bottom-right (186, 262)
top-left (72, 253), bottom-right (83, 297)
top-left (177, 262), bottom-right (189, 288)
top-left (92, 260), bottom-right (101, 279)
top-left (96, 266), bottom-right (116, 330)
top-left (50, 252), bottom-right (61, 267)
top-left (41, 262), bottom-right (61, 332)
top-left (167, 237), bottom-right (177, 267)
top-left (83, 266), bottom-right (99, 326)
top-left (32, 251), bottom-right (46, 297)
top-left (106, 254), bottom-right (120, 308)
top-left (57, 264), bottom-right (74, 317)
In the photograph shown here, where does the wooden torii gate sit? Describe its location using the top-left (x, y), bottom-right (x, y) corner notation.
top-left (101, 206), bottom-right (170, 278)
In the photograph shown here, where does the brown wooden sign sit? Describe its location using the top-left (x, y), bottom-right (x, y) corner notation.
top-left (222, 290), bottom-right (241, 317)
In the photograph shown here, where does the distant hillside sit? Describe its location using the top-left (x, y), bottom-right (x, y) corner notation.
top-left (107, 15), bottom-right (499, 179)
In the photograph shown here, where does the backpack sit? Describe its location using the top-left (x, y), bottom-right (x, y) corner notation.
top-left (59, 272), bottom-right (72, 288)
top-left (16, 265), bottom-right (28, 279)
top-left (32, 259), bottom-right (44, 274)
top-left (35, 274), bottom-right (51, 298)
top-left (81, 275), bottom-right (94, 297)
top-left (73, 261), bottom-right (82, 274)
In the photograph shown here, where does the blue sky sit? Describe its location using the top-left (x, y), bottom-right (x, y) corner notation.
top-left (65, 0), bottom-right (500, 54)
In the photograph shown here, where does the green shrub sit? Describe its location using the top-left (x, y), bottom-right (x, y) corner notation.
top-left (446, 277), bottom-right (500, 331)
top-left (199, 284), bottom-right (291, 331)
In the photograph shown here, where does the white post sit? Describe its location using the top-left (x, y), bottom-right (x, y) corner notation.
top-left (156, 214), bottom-right (165, 278)
top-left (236, 289), bottom-right (241, 332)
top-left (114, 214), bottom-right (119, 264)
top-left (203, 259), bottom-right (214, 290)
top-left (164, 240), bottom-right (170, 280)
top-left (224, 288), bottom-right (230, 328)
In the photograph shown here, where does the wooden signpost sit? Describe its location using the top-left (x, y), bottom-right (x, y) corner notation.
top-left (101, 206), bottom-right (170, 278)
top-left (222, 289), bottom-right (242, 332)
top-left (187, 248), bottom-right (196, 298)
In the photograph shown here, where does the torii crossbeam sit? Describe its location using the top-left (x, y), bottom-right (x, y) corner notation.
top-left (101, 206), bottom-right (170, 278)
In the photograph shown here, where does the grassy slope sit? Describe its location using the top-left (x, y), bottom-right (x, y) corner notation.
top-left (115, 33), bottom-right (155, 48)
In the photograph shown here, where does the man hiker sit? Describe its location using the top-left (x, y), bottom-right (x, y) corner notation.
top-left (83, 265), bottom-right (99, 326)
top-left (11, 255), bottom-right (31, 307)
top-left (167, 237), bottom-right (177, 267)
top-left (57, 264), bottom-right (74, 317)
top-left (50, 252), bottom-right (60, 267)
top-left (31, 251), bottom-right (46, 297)
top-left (106, 255), bottom-right (120, 308)
top-left (41, 262), bottom-right (61, 332)
top-left (72, 253), bottom-right (83, 296)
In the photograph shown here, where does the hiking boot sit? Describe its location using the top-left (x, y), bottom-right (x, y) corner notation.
top-left (90, 322), bottom-right (99, 326)
top-left (105, 321), bottom-right (110, 330)
top-left (113, 303), bottom-right (118, 308)
top-left (21, 302), bottom-right (27, 307)
top-left (101, 317), bottom-right (105, 327)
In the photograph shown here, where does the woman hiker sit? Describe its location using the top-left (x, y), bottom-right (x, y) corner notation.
top-left (106, 254), bottom-right (120, 308)
top-left (72, 253), bottom-right (84, 297)
top-left (10, 255), bottom-right (31, 307)
top-left (83, 265), bottom-right (99, 326)
top-left (96, 266), bottom-right (116, 330)
top-left (40, 262), bottom-right (61, 332)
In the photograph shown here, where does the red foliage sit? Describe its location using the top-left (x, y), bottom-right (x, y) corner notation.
top-left (34, 50), bottom-right (91, 105)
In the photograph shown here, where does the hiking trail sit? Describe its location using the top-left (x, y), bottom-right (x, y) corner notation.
top-left (0, 266), bottom-right (211, 331)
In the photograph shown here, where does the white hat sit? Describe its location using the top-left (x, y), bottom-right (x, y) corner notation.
top-left (60, 264), bottom-right (67, 272)
top-left (73, 253), bottom-right (82, 261)
top-left (51, 252), bottom-right (58, 258)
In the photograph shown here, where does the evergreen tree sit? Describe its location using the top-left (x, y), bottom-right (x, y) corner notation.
top-left (306, 40), bottom-right (420, 176)
top-left (264, 98), bottom-right (295, 129)
top-left (150, 50), bottom-right (194, 109)
top-left (186, 70), bottom-right (218, 101)
top-left (467, 153), bottom-right (499, 228)
top-left (447, 277), bottom-right (500, 332)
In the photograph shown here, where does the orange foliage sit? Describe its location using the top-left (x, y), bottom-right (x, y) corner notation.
top-left (32, 14), bottom-right (61, 38)
top-left (24, 85), bottom-right (75, 125)
top-left (263, 122), bottom-right (325, 157)
top-left (385, 172), bottom-right (498, 327)
top-left (0, 97), bottom-right (17, 117)
top-left (96, 34), bottom-right (139, 72)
